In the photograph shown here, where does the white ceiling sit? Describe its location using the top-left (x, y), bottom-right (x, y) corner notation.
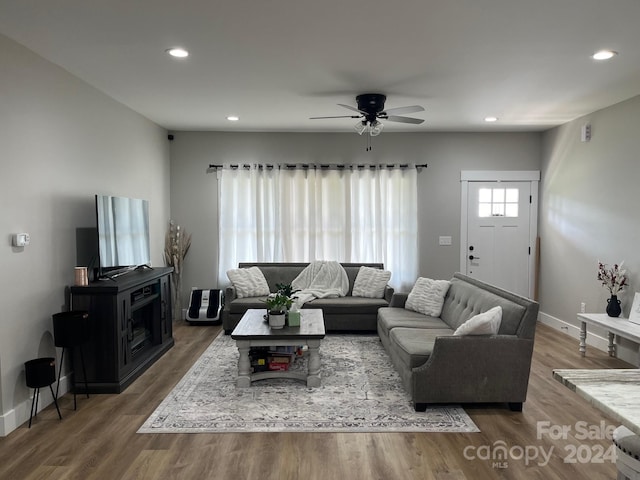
top-left (2, 0), bottom-right (640, 133)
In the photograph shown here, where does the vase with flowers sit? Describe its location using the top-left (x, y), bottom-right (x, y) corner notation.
top-left (164, 221), bottom-right (192, 321)
top-left (597, 261), bottom-right (628, 317)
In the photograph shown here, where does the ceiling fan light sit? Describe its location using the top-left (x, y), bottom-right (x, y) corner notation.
top-left (354, 121), bottom-right (367, 135)
top-left (369, 120), bottom-right (384, 136)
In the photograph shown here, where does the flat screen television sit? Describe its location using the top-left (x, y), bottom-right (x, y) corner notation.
top-left (95, 194), bottom-right (151, 278)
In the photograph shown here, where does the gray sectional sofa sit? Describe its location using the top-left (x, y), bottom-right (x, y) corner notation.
top-left (377, 273), bottom-right (539, 411)
top-left (222, 262), bottom-right (393, 333)
top-left (224, 264), bottom-right (538, 412)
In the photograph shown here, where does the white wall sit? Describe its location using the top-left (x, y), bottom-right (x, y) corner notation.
top-left (169, 130), bottom-right (541, 308)
top-left (0, 34), bottom-right (170, 435)
top-left (539, 95), bottom-right (640, 364)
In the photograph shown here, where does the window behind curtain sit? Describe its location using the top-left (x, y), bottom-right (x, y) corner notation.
top-left (218, 165), bottom-right (418, 290)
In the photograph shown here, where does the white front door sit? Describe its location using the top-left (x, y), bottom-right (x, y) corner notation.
top-left (460, 171), bottom-right (539, 299)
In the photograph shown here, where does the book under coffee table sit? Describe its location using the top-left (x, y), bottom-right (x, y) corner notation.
top-left (230, 308), bottom-right (326, 387)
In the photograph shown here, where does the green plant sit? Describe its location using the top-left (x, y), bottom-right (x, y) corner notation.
top-left (275, 283), bottom-right (299, 297)
top-left (264, 293), bottom-right (293, 314)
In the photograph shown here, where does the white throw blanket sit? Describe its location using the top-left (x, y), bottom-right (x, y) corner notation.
top-left (291, 261), bottom-right (349, 307)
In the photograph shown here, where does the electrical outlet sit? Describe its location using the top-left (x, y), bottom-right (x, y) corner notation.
top-left (580, 302), bottom-right (586, 313)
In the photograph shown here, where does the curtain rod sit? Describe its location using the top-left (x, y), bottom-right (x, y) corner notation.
top-left (207, 163), bottom-right (427, 171)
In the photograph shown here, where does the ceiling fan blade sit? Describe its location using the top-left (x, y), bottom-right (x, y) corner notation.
top-left (338, 103), bottom-right (366, 114)
top-left (385, 115), bottom-right (425, 124)
top-left (309, 115), bottom-right (362, 119)
top-left (382, 105), bottom-right (425, 115)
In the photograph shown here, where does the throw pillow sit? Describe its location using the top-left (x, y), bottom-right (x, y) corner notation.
top-left (405, 277), bottom-right (451, 317)
top-left (352, 266), bottom-right (392, 299)
top-left (454, 306), bottom-right (503, 336)
top-left (226, 266), bottom-right (270, 298)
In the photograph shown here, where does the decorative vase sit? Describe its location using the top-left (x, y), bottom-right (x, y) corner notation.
top-left (268, 311), bottom-right (286, 329)
top-left (606, 295), bottom-right (621, 317)
top-left (171, 274), bottom-right (183, 321)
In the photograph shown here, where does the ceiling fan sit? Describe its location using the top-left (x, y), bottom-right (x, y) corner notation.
top-left (310, 93), bottom-right (425, 136)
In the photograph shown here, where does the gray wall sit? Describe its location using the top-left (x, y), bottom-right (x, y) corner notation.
top-left (0, 34), bottom-right (170, 435)
top-left (169, 130), bottom-right (541, 307)
top-left (539, 94), bottom-right (640, 363)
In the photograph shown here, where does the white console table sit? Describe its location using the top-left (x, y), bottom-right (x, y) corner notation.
top-left (577, 313), bottom-right (640, 366)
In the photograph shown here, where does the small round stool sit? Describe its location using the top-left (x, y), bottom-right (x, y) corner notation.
top-left (613, 425), bottom-right (640, 480)
top-left (25, 357), bottom-right (62, 428)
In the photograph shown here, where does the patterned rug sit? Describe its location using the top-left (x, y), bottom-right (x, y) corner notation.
top-left (138, 333), bottom-right (479, 433)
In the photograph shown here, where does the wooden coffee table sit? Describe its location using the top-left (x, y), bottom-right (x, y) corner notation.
top-left (230, 309), bottom-right (325, 387)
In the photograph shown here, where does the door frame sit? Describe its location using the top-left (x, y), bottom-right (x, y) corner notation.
top-left (460, 170), bottom-right (540, 299)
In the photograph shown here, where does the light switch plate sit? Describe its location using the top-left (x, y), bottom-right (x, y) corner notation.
top-left (439, 236), bottom-right (452, 246)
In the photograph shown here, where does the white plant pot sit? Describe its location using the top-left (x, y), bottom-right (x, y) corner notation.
top-left (268, 312), bottom-right (286, 329)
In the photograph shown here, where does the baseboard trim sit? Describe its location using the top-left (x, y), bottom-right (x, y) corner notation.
top-left (538, 311), bottom-right (637, 365)
top-left (538, 311), bottom-right (610, 352)
top-left (0, 372), bottom-right (71, 437)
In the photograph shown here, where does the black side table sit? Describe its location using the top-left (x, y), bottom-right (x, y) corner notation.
top-left (25, 358), bottom-right (62, 428)
top-left (52, 311), bottom-right (90, 410)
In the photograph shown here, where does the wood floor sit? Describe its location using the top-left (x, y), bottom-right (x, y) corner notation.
top-left (0, 321), bottom-right (632, 480)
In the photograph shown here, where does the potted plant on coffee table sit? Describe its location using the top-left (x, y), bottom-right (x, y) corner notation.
top-left (264, 293), bottom-right (293, 329)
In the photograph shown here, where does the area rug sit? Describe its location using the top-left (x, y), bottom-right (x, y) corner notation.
top-left (138, 333), bottom-right (479, 433)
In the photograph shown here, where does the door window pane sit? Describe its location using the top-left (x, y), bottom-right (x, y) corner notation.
top-left (492, 203), bottom-right (505, 216)
top-left (478, 203), bottom-right (491, 217)
top-left (478, 188), bottom-right (492, 203)
top-left (505, 203), bottom-right (518, 217)
top-left (478, 187), bottom-right (519, 217)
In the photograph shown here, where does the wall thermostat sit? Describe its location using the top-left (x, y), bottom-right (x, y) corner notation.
top-left (12, 233), bottom-right (30, 247)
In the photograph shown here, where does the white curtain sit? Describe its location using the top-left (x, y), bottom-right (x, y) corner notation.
top-left (218, 165), bottom-right (418, 290)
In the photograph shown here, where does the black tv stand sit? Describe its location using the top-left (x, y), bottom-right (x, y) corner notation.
top-left (70, 267), bottom-right (174, 393)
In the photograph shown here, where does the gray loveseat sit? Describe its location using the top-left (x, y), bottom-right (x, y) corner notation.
top-left (223, 262), bottom-right (393, 334)
top-left (377, 273), bottom-right (539, 411)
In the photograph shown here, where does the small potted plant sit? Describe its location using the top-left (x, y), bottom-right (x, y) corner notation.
top-left (264, 293), bottom-right (293, 329)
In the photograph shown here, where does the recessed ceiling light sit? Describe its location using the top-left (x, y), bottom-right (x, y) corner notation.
top-left (166, 48), bottom-right (189, 58)
top-left (226, 116), bottom-right (239, 121)
top-left (484, 116), bottom-right (498, 123)
top-left (592, 50), bottom-right (617, 61)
